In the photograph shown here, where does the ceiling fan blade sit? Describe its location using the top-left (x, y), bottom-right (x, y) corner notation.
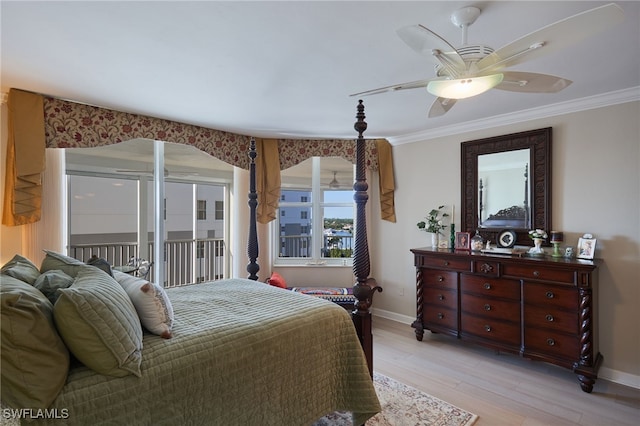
top-left (495, 72), bottom-right (572, 93)
top-left (428, 97), bottom-right (457, 118)
top-left (350, 78), bottom-right (432, 97)
top-left (477, 3), bottom-right (624, 73)
top-left (397, 24), bottom-right (466, 72)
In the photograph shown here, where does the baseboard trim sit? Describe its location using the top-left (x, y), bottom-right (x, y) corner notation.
top-left (372, 307), bottom-right (414, 325)
top-left (371, 308), bottom-right (640, 390)
top-left (598, 367), bottom-right (640, 389)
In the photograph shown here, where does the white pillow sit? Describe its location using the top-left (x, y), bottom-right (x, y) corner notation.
top-left (113, 271), bottom-right (174, 339)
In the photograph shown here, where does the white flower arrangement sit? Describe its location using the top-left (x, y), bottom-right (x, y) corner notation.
top-left (528, 229), bottom-right (548, 240)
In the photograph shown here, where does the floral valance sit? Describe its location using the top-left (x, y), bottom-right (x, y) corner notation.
top-left (42, 96), bottom-right (379, 171)
top-left (4, 89), bottom-right (392, 226)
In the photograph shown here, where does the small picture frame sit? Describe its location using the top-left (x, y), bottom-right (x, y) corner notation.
top-left (455, 232), bottom-right (471, 250)
top-left (577, 237), bottom-right (597, 260)
top-left (497, 229), bottom-right (517, 248)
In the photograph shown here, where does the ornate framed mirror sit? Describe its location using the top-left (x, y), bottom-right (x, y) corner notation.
top-left (461, 127), bottom-right (551, 247)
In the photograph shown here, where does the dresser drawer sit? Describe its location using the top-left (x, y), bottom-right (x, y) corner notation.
top-left (524, 305), bottom-right (578, 334)
top-left (418, 255), bottom-right (471, 272)
top-left (422, 270), bottom-right (457, 290)
top-left (524, 283), bottom-right (578, 311)
top-left (461, 314), bottom-right (520, 345)
top-left (460, 274), bottom-right (520, 300)
top-left (503, 263), bottom-right (575, 284)
top-left (472, 260), bottom-right (500, 277)
top-left (524, 328), bottom-right (579, 360)
top-left (461, 293), bottom-right (520, 322)
top-left (423, 307), bottom-right (458, 330)
top-left (424, 288), bottom-right (457, 310)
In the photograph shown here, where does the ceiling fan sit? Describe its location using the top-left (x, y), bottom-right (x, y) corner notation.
top-left (351, 3), bottom-right (624, 117)
top-left (328, 171), bottom-right (340, 189)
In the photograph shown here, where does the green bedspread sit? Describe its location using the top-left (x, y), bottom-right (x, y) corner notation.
top-left (36, 278), bottom-right (380, 425)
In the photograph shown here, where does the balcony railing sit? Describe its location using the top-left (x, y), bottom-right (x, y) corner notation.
top-left (69, 238), bottom-right (225, 288)
top-left (277, 234), bottom-right (353, 258)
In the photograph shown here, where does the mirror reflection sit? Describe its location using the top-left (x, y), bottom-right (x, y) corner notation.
top-left (478, 149), bottom-right (530, 229)
top-left (461, 127), bottom-right (551, 247)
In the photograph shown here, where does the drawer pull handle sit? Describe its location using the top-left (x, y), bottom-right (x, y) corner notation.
top-left (485, 325), bottom-right (492, 332)
top-left (484, 304), bottom-right (491, 311)
top-left (443, 261), bottom-right (449, 266)
top-left (437, 313), bottom-right (444, 320)
top-left (438, 275), bottom-right (444, 282)
top-left (546, 291), bottom-right (555, 299)
top-left (438, 294), bottom-right (445, 301)
top-left (483, 283), bottom-right (491, 290)
top-left (545, 314), bottom-right (554, 322)
top-left (533, 270), bottom-right (540, 277)
top-left (547, 338), bottom-right (555, 346)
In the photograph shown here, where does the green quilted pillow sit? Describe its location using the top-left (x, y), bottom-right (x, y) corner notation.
top-left (54, 266), bottom-right (143, 377)
top-left (40, 250), bottom-right (87, 278)
top-left (0, 274), bottom-right (70, 409)
top-left (1, 254), bottom-right (41, 285)
top-left (33, 269), bottom-right (75, 304)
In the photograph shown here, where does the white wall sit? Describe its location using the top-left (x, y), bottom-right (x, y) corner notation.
top-left (370, 101), bottom-right (640, 387)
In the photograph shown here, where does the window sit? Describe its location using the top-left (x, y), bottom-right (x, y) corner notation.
top-left (65, 140), bottom-right (233, 287)
top-left (67, 171), bottom-right (229, 286)
top-left (274, 157), bottom-right (355, 266)
top-left (215, 201), bottom-right (224, 220)
top-left (197, 200), bottom-right (207, 220)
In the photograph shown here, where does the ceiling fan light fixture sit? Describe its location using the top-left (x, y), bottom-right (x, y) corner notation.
top-left (427, 73), bottom-right (504, 99)
top-left (329, 171), bottom-right (340, 189)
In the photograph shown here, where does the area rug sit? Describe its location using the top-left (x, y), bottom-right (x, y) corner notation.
top-left (314, 372), bottom-right (478, 426)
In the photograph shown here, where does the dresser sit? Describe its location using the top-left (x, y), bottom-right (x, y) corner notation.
top-left (410, 247), bottom-right (601, 393)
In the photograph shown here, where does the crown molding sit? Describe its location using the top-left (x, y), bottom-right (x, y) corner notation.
top-left (388, 86), bottom-right (640, 145)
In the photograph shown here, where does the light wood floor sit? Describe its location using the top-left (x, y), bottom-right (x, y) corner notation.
top-left (372, 317), bottom-right (639, 426)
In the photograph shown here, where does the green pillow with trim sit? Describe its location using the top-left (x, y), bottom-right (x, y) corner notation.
top-left (54, 266), bottom-right (143, 377)
top-left (1, 254), bottom-right (41, 285)
top-left (33, 269), bottom-right (74, 304)
top-left (1, 274), bottom-right (70, 408)
top-left (40, 250), bottom-right (87, 278)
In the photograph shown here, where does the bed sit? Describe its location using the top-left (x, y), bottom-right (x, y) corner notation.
top-left (0, 101), bottom-right (381, 424)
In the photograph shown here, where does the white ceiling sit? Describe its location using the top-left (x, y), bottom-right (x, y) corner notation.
top-left (2, 1), bottom-right (639, 145)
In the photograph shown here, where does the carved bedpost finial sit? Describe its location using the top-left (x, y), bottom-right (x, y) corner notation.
top-left (354, 99), bottom-right (367, 137)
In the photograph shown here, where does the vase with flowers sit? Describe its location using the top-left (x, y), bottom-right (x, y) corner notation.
top-left (417, 205), bottom-right (449, 248)
top-left (528, 229), bottom-right (548, 255)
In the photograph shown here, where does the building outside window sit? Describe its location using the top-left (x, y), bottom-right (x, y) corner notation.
top-left (274, 157), bottom-right (354, 266)
top-left (215, 200), bottom-right (224, 220)
top-left (67, 174), bottom-right (227, 286)
top-left (197, 199), bottom-right (207, 220)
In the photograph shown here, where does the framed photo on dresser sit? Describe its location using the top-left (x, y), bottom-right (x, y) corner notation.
top-left (577, 237), bottom-right (596, 259)
top-left (455, 232), bottom-right (471, 250)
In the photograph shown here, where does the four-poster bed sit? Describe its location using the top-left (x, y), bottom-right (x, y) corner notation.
top-left (1, 93), bottom-right (382, 423)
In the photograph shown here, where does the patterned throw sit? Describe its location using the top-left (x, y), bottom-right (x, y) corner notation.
top-left (289, 287), bottom-right (356, 306)
top-left (314, 372), bottom-right (478, 426)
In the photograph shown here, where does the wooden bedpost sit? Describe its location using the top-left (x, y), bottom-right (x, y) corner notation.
top-left (352, 100), bottom-right (382, 377)
top-left (247, 138), bottom-right (259, 281)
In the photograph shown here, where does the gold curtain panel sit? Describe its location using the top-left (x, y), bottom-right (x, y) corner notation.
top-left (2, 89), bottom-right (46, 226)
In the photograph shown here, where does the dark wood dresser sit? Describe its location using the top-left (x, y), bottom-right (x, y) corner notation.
top-left (410, 247), bottom-right (601, 392)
